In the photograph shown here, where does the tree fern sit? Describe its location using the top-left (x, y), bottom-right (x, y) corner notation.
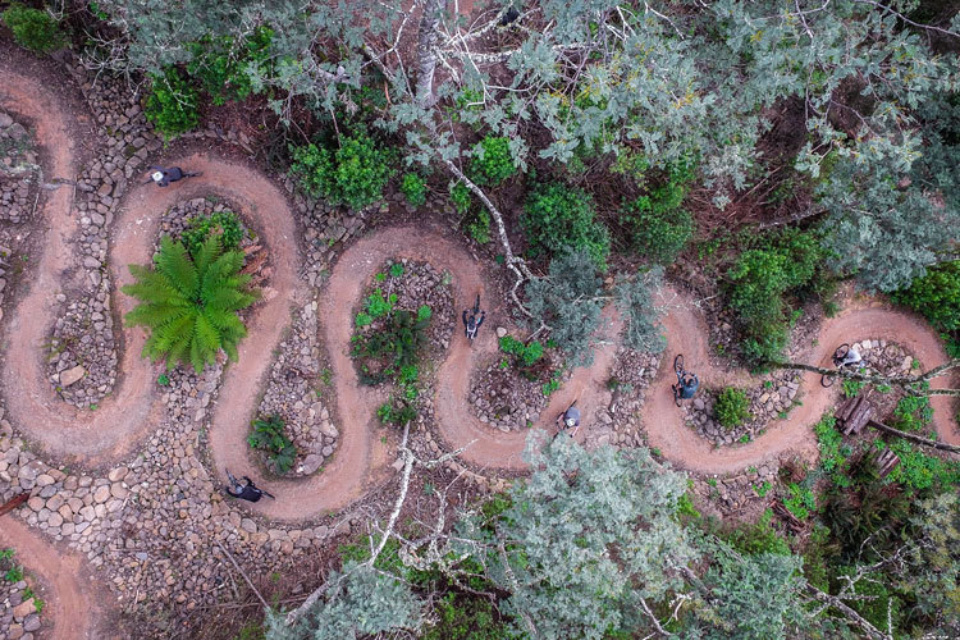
top-left (123, 234), bottom-right (258, 372)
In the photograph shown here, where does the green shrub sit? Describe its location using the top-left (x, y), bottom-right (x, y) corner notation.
top-left (353, 307), bottom-right (431, 385)
top-left (728, 229), bottom-right (825, 364)
top-left (144, 67), bottom-right (201, 138)
top-left (714, 387), bottom-right (751, 429)
top-left (470, 136), bottom-right (516, 186)
top-left (499, 335), bottom-right (544, 367)
top-left (465, 209), bottom-right (491, 244)
top-left (882, 439), bottom-right (960, 493)
top-left (450, 182), bottom-right (472, 214)
top-left (783, 483), bottom-right (816, 520)
top-left (122, 235), bottom-right (258, 372)
top-left (290, 130), bottom-right (395, 210)
top-left (365, 289), bottom-right (397, 319)
top-left (400, 173), bottom-right (428, 207)
top-left (720, 509), bottom-right (791, 556)
top-left (423, 593), bottom-right (512, 640)
top-left (814, 414), bottom-right (849, 481)
top-left (186, 27), bottom-right (273, 106)
top-left (622, 194), bottom-right (694, 263)
top-left (180, 211), bottom-right (244, 255)
top-left (2, 4), bottom-right (64, 52)
top-left (891, 260), bottom-right (960, 335)
top-left (522, 182), bottom-right (611, 269)
top-left (377, 398), bottom-right (417, 426)
top-left (247, 415), bottom-right (297, 474)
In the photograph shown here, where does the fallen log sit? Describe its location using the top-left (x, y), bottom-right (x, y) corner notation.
top-left (867, 419), bottom-right (960, 454)
top-left (0, 493), bottom-right (29, 517)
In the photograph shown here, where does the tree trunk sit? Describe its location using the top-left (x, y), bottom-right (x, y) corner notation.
top-left (416, 0), bottom-right (443, 107)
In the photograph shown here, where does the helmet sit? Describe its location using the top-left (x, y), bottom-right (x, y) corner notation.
top-left (151, 171), bottom-right (164, 182)
top-left (565, 417), bottom-right (576, 428)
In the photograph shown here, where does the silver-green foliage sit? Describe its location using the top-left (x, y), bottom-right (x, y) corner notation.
top-left (689, 541), bottom-right (804, 640)
top-left (525, 249), bottom-right (606, 367)
top-left (615, 267), bottom-right (666, 354)
top-left (454, 433), bottom-right (697, 640)
top-left (265, 563), bottom-right (422, 640)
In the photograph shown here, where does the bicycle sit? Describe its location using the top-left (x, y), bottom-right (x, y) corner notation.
top-left (820, 343), bottom-right (853, 388)
top-left (671, 354), bottom-right (699, 407)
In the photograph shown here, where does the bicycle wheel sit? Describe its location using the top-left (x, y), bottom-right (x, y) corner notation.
top-left (674, 354), bottom-right (684, 377)
top-left (473, 294), bottom-right (480, 315)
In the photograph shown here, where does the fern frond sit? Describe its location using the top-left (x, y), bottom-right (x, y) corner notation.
top-left (155, 236), bottom-right (199, 299)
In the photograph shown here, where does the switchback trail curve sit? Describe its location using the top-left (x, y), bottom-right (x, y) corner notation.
top-left (0, 66), bottom-right (109, 640)
top-left (642, 289), bottom-right (960, 474)
top-left (0, 517), bottom-right (109, 640)
top-left (224, 225), bottom-right (622, 519)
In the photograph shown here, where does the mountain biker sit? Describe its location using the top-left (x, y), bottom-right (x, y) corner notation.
top-left (672, 372), bottom-right (699, 401)
top-left (225, 475), bottom-right (267, 503)
top-left (556, 405), bottom-right (581, 430)
top-left (148, 165), bottom-right (197, 187)
top-left (463, 307), bottom-right (485, 340)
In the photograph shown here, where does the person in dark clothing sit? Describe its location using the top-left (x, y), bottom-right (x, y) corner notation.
top-left (225, 471), bottom-right (274, 502)
top-left (147, 165), bottom-right (200, 187)
top-left (463, 308), bottom-right (486, 340)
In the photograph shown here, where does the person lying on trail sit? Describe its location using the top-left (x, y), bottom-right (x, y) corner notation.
top-left (225, 474), bottom-right (273, 503)
top-left (146, 165), bottom-right (200, 187)
top-left (835, 345), bottom-right (862, 368)
top-left (463, 308), bottom-right (485, 339)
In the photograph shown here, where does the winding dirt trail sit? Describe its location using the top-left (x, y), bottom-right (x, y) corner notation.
top-left (0, 517), bottom-right (108, 640)
top-left (0, 66), bottom-right (109, 640)
top-left (2, 51), bottom-right (960, 639)
top-left (224, 225), bottom-right (621, 519)
top-left (642, 289), bottom-right (960, 474)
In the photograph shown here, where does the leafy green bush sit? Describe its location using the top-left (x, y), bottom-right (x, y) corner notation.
top-left (247, 414), bottom-right (297, 474)
top-left (714, 387), bottom-right (751, 429)
top-left (891, 260), bottom-right (960, 333)
top-left (364, 289), bottom-right (397, 319)
top-left (290, 130), bottom-right (395, 210)
top-left (814, 414), bottom-right (850, 482)
top-left (499, 335), bottom-right (544, 367)
top-left (423, 593), bottom-right (512, 640)
top-left (180, 211), bottom-right (244, 255)
top-left (450, 182), bottom-right (472, 214)
top-left (623, 195), bottom-right (694, 264)
top-left (122, 235), bottom-right (258, 372)
top-left (470, 136), bottom-right (516, 186)
top-left (522, 182), bottom-right (611, 269)
top-left (728, 229), bottom-right (825, 364)
top-left (400, 173), bottom-right (428, 207)
top-left (465, 209), bottom-right (491, 244)
top-left (353, 306), bottom-right (432, 385)
top-left (145, 67), bottom-right (201, 138)
top-left (377, 399), bottom-right (418, 426)
top-left (783, 483), bottom-right (816, 520)
top-left (186, 27), bottom-right (273, 106)
top-left (2, 4), bottom-right (64, 52)
top-left (716, 509), bottom-right (792, 556)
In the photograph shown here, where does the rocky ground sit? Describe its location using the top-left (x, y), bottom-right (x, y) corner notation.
top-left (352, 258), bottom-right (455, 382)
top-left (468, 345), bottom-right (560, 432)
top-left (0, 109), bottom-right (37, 338)
top-left (0, 550), bottom-right (42, 640)
top-left (255, 301), bottom-right (337, 477)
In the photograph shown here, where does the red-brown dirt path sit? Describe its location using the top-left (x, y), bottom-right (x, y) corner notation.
top-left (0, 66), bottom-right (113, 640)
top-left (0, 517), bottom-right (113, 640)
top-left (641, 289), bottom-right (960, 474)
